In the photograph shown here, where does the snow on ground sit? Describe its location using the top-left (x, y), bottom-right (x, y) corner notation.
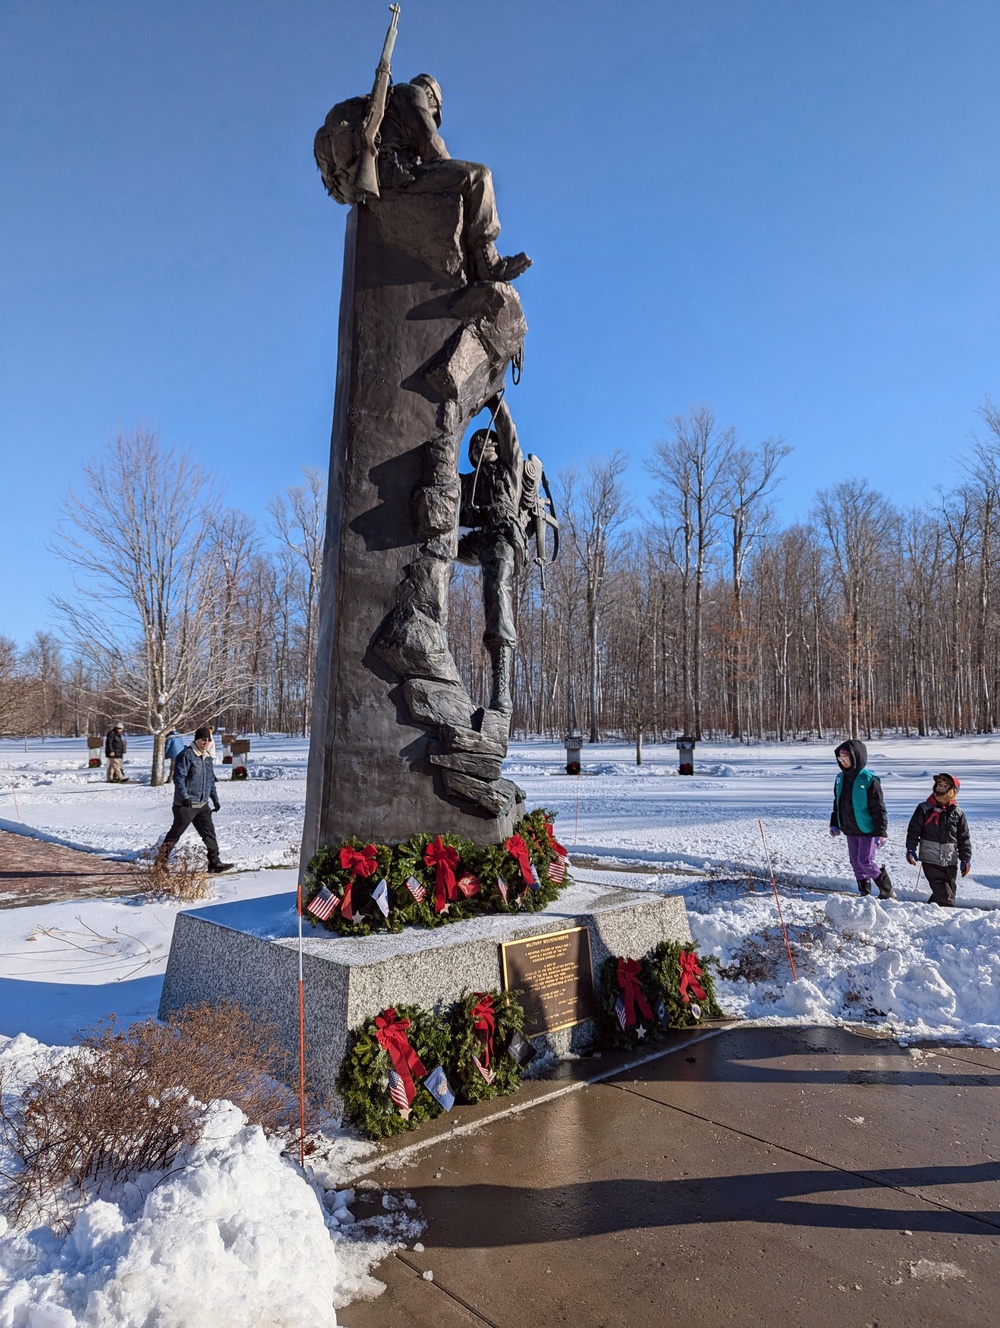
top-left (4, 732), bottom-right (1000, 1322)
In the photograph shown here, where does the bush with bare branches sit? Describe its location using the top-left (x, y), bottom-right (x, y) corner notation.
top-left (0, 1002), bottom-right (298, 1230)
top-left (127, 846), bottom-right (210, 901)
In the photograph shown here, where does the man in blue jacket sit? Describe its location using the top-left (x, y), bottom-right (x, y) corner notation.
top-left (157, 726), bottom-right (233, 873)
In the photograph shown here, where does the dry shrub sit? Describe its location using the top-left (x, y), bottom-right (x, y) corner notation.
top-left (128, 845), bottom-right (210, 900)
top-left (0, 1001), bottom-right (299, 1231)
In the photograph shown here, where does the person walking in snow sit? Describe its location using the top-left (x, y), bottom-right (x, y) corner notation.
top-left (104, 722), bottom-right (128, 783)
top-left (829, 738), bottom-right (892, 898)
top-left (164, 728), bottom-right (187, 783)
top-left (905, 772), bottom-right (971, 908)
top-left (156, 725), bottom-right (233, 874)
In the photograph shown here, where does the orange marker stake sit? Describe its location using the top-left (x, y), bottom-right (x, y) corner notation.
top-left (758, 819), bottom-right (797, 982)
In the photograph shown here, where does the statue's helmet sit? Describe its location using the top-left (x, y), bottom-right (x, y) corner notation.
top-left (412, 74), bottom-right (443, 125)
top-left (469, 428), bottom-right (499, 467)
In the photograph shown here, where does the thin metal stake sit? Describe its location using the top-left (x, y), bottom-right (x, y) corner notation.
top-left (758, 819), bottom-right (797, 982)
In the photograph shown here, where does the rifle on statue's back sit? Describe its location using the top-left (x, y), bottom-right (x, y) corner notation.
top-left (353, 4), bottom-right (401, 203)
top-left (521, 454), bottom-right (560, 591)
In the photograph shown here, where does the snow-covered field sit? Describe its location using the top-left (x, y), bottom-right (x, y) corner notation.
top-left (3, 732), bottom-right (1000, 1324)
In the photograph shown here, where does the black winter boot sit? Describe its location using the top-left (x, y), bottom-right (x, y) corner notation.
top-left (876, 866), bottom-right (894, 899)
top-left (856, 879), bottom-right (872, 896)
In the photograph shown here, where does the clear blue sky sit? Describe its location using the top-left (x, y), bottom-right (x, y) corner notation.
top-left (4, 0), bottom-right (1000, 645)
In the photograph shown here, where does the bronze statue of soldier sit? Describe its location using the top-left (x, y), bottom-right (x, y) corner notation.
top-left (315, 73), bottom-right (531, 285)
top-left (458, 397), bottom-right (525, 712)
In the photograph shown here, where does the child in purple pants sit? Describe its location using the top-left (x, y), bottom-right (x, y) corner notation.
top-left (829, 738), bottom-right (892, 898)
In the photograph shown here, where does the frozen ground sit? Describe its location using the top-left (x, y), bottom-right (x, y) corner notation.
top-left (3, 733), bottom-right (1000, 1324)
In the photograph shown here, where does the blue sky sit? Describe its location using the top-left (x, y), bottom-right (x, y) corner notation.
top-left (4, 0), bottom-right (1000, 644)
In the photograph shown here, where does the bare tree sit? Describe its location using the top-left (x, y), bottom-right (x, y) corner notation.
top-left (560, 451), bottom-right (631, 742)
top-left (50, 427), bottom-right (242, 784)
top-left (267, 468), bottom-right (325, 734)
top-left (0, 636), bottom-right (29, 737)
top-left (649, 407), bottom-right (736, 738)
top-left (720, 438), bottom-right (790, 739)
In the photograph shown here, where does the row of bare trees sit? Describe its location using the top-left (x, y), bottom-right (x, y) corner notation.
top-left (0, 428), bottom-right (325, 782)
top-left (7, 405), bottom-right (1000, 768)
top-left (493, 402), bottom-right (1000, 746)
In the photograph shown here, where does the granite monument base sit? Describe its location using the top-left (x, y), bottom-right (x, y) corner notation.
top-left (158, 881), bottom-right (692, 1112)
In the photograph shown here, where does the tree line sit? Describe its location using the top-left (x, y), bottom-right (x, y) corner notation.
top-left (4, 406), bottom-right (1000, 775)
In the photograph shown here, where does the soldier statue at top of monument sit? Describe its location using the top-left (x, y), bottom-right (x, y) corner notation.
top-left (315, 71), bottom-right (531, 287)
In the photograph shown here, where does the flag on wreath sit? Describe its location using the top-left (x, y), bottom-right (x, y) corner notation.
top-left (387, 1068), bottom-right (411, 1119)
top-left (424, 1066), bottom-right (455, 1111)
top-left (496, 875), bottom-right (508, 903)
top-left (371, 878), bottom-right (390, 917)
top-left (614, 996), bottom-right (628, 1030)
top-left (472, 1053), bottom-right (495, 1085)
top-left (306, 886), bottom-right (338, 921)
top-left (548, 857), bottom-right (567, 883)
top-left (405, 875), bottom-right (426, 903)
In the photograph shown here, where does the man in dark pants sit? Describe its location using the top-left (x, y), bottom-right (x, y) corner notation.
top-left (157, 726), bottom-right (233, 873)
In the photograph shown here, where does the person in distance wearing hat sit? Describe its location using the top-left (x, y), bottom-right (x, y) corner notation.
top-left (156, 725), bottom-right (233, 874)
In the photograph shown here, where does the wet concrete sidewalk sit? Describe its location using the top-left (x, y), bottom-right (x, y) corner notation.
top-left (341, 1025), bottom-right (1000, 1328)
top-left (0, 828), bottom-right (134, 907)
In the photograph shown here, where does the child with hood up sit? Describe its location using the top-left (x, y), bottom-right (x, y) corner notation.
top-left (829, 738), bottom-right (892, 898)
top-left (905, 772), bottom-right (971, 907)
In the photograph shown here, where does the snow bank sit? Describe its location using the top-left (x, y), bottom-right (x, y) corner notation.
top-left (0, 1036), bottom-right (422, 1328)
top-left (686, 884), bottom-right (1000, 1045)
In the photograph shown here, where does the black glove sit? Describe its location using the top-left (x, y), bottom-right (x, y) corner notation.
top-left (212, 799), bottom-right (221, 812)
top-left (180, 798), bottom-right (192, 808)
top-left (961, 860), bottom-right (971, 877)
top-left (906, 850), bottom-right (917, 866)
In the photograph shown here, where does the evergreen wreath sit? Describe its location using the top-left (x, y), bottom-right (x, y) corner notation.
top-left (336, 1003), bottom-right (452, 1139)
top-left (302, 810), bottom-right (570, 936)
top-left (597, 954), bottom-right (666, 1050)
top-left (643, 941), bottom-right (725, 1028)
top-left (448, 989), bottom-right (527, 1103)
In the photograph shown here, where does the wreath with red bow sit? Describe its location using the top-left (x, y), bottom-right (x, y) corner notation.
top-left (598, 942), bottom-right (726, 1048)
top-left (448, 989), bottom-right (527, 1104)
top-left (336, 1003), bottom-right (452, 1139)
top-left (302, 810), bottom-right (570, 936)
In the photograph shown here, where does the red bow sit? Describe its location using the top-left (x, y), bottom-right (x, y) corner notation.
top-left (374, 1008), bottom-right (426, 1105)
top-left (617, 957), bottom-right (653, 1027)
top-left (543, 821), bottom-right (567, 857)
top-left (505, 833), bottom-right (534, 885)
top-left (339, 843), bottom-right (378, 919)
top-left (424, 836), bottom-right (460, 914)
top-left (678, 950), bottom-right (707, 1004)
top-left (470, 993), bottom-right (496, 1067)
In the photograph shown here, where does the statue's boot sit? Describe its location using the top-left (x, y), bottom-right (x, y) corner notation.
top-left (489, 645), bottom-right (514, 712)
top-left (472, 242), bottom-right (532, 283)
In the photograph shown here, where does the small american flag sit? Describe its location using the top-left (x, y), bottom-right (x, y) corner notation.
top-left (388, 1068), bottom-right (411, 1118)
top-left (306, 886), bottom-right (338, 921)
top-left (406, 875), bottom-right (426, 903)
top-left (472, 1053), bottom-right (495, 1085)
top-left (530, 862), bottom-right (542, 890)
top-left (496, 875), bottom-right (508, 903)
top-left (548, 857), bottom-right (567, 883)
top-left (614, 996), bottom-right (628, 1030)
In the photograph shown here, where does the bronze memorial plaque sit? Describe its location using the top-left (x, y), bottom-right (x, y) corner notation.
top-left (500, 926), bottom-right (596, 1035)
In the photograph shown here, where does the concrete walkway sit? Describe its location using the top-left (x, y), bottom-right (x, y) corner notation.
top-left (0, 828), bottom-right (134, 907)
top-left (341, 1025), bottom-right (1000, 1328)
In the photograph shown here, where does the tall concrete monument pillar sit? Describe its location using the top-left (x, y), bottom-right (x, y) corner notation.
top-left (301, 45), bottom-right (541, 867)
